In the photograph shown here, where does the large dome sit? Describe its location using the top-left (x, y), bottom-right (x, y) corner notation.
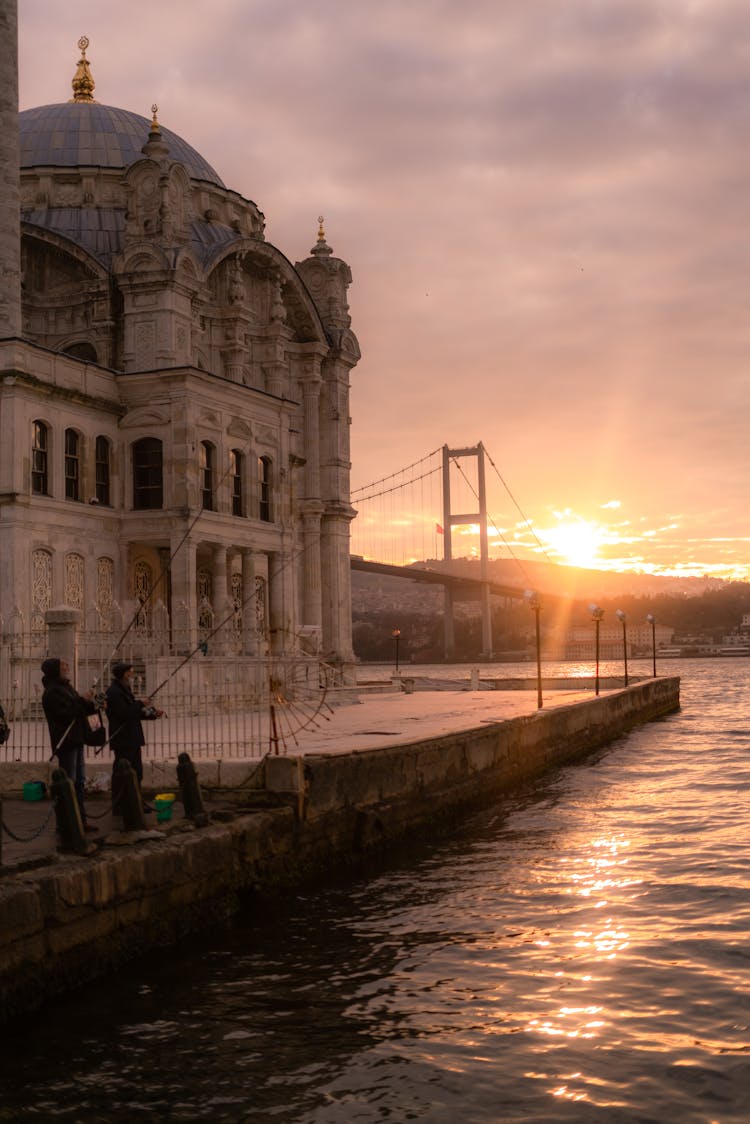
top-left (20, 102), bottom-right (225, 187)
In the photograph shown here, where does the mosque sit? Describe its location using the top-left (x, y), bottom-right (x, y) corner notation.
top-left (0, 8), bottom-right (360, 689)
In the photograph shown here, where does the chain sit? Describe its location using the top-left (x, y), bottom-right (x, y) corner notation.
top-left (84, 788), bottom-right (125, 819)
top-left (0, 798), bottom-right (58, 843)
top-left (200, 752), bottom-right (270, 792)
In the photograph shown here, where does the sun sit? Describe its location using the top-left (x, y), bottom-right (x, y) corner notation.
top-left (539, 517), bottom-right (606, 570)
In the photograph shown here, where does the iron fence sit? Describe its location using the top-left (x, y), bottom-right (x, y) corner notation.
top-left (1, 627), bottom-right (340, 764)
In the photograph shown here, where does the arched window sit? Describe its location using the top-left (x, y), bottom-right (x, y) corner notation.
top-left (133, 437), bottom-right (163, 509)
top-left (258, 456), bottom-right (272, 522)
top-left (64, 428), bottom-right (81, 501)
top-left (230, 448), bottom-right (244, 516)
top-left (200, 442), bottom-right (215, 510)
top-left (31, 421), bottom-right (49, 495)
top-left (95, 436), bottom-right (111, 505)
top-left (62, 341), bottom-right (98, 363)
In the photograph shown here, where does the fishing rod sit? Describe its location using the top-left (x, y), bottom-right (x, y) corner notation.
top-left (95, 537), bottom-right (333, 752)
top-left (145, 544), bottom-right (310, 700)
top-left (92, 444), bottom-right (250, 694)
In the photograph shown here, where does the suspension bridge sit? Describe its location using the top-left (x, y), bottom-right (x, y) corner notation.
top-left (350, 442), bottom-right (562, 659)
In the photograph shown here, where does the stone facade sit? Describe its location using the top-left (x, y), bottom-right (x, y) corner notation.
top-left (0, 30), bottom-right (360, 679)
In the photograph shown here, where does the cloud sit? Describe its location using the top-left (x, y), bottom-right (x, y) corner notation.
top-left (17, 0), bottom-right (750, 578)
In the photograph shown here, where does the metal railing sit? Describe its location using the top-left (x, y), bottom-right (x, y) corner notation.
top-left (1, 628), bottom-right (341, 764)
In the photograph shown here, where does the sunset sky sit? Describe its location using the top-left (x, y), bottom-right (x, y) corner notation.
top-left (18, 1), bottom-right (750, 581)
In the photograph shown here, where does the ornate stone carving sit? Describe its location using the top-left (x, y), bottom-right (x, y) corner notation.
top-left (31, 549), bottom-right (52, 632)
top-left (64, 552), bottom-right (85, 610)
top-left (134, 559), bottom-right (153, 634)
top-left (135, 321), bottom-right (156, 369)
top-left (95, 556), bottom-right (114, 629)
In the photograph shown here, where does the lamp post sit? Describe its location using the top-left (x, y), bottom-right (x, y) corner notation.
top-left (589, 604), bottom-right (604, 695)
top-left (646, 613), bottom-right (656, 677)
top-left (524, 590), bottom-right (543, 709)
top-left (615, 609), bottom-right (628, 687)
top-left (392, 628), bottom-right (401, 674)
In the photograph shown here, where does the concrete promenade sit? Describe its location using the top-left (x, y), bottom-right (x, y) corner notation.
top-left (0, 684), bottom-right (604, 869)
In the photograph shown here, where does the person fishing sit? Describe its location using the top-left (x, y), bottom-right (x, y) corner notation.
top-left (41, 657), bottom-right (99, 832)
top-left (105, 661), bottom-right (163, 812)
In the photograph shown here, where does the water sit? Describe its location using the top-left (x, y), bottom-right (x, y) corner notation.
top-left (2, 659), bottom-right (749, 1122)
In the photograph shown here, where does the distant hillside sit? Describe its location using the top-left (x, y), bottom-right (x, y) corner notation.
top-left (351, 557), bottom-right (750, 660)
top-left (419, 557), bottom-right (726, 600)
top-left (351, 555), bottom-right (730, 619)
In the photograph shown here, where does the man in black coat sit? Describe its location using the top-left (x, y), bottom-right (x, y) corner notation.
top-left (105, 662), bottom-right (163, 807)
top-left (41, 657), bottom-right (98, 831)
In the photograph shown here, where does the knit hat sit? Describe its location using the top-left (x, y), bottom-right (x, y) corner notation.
top-left (111, 661), bottom-right (133, 679)
top-left (41, 657), bottom-right (61, 678)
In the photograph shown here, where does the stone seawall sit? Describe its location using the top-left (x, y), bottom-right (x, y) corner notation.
top-left (0, 677), bottom-right (679, 1022)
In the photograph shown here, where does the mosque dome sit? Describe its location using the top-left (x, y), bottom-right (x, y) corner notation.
top-left (19, 102), bottom-right (225, 187)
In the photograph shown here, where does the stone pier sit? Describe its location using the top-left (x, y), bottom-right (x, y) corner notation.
top-left (0, 677), bottom-right (679, 1022)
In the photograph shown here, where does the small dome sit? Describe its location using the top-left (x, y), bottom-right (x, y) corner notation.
top-left (20, 102), bottom-right (225, 187)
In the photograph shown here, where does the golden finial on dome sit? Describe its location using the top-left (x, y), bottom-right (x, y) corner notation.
top-left (70, 35), bottom-right (96, 103)
top-left (311, 215), bottom-right (333, 257)
top-left (150, 104), bottom-right (160, 131)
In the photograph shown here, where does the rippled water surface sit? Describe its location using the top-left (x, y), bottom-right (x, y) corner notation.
top-left (2, 660), bottom-right (749, 1122)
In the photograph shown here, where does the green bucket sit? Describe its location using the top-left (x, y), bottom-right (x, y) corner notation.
top-left (154, 793), bottom-right (175, 822)
top-left (23, 780), bottom-right (46, 801)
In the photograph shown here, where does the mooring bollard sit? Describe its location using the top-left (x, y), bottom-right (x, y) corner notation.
top-left (112, 758), bottom-right (146, 832)
top-left (177, 752), bottom-right (208, 825)
top-left (50, 767), bottom-right (89, 854)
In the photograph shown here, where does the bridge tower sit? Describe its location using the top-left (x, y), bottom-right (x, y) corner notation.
top-left (441, 443), bottom-right (493, 660)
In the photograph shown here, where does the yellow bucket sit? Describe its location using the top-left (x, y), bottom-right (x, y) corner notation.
top-left (154, 792), bottom-right (175, 822)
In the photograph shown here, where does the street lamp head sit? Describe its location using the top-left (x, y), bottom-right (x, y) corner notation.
top-left (615, 609), bottom-right (626, 623)
top-left (646, 613), bottom-right (655, 624)
top-left (391, 628), bottom-right (401, 638)
top-left (524, 589), bottom-right (541, 610)
top-left (589, 604), bottom-right (604, 621)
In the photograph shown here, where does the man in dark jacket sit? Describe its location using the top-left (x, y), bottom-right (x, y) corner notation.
top-left (41, 657), bottom-right (98, 831)
top-left (105, 662), bottom-right (163, 808)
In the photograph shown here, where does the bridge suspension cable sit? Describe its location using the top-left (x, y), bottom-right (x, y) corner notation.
top-left (483, 446), bottom-right (555, 566)
top-left (351, 447), bottom-right (443, 565)
top-left (351, 447), bottom-right (442, 501)
top-left (448, 453), bottom-right (532, 587)
top-left (350, 441), bottom-right (553, 575)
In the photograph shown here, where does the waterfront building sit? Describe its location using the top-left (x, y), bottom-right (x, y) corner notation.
top-left (552, 621), bottom-right (674, 662)
top-left (0, 13), bottom-right (360, 686)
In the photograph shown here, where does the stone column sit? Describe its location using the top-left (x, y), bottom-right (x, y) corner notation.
top-left (45, 607), bottom-right (82, 685)
top-left (267, 550), bottom-right (289, 656)
top-left (262, 362), bottom-right (284, 398)
top-left (320, 511), bottom-right (356, 682)
top-left (0, 0), bottom-right (21, 341)
top-left (301, 372), bottom-right (322, 499)
top-left (302, 511), bottom-right (322, 631)
top-left (169, 533), bottom-right (197, 654)
top-left (212, 543), bottom-right (231, 653)
top-left (241, 548), bottom-right (258, 656)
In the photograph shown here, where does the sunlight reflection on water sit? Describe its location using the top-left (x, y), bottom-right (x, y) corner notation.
top-left (1, 658), bottom-right (748, 1122)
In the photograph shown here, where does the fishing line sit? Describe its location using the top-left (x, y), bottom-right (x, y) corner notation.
top-left (92, 444), bottom-right (250, 692)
